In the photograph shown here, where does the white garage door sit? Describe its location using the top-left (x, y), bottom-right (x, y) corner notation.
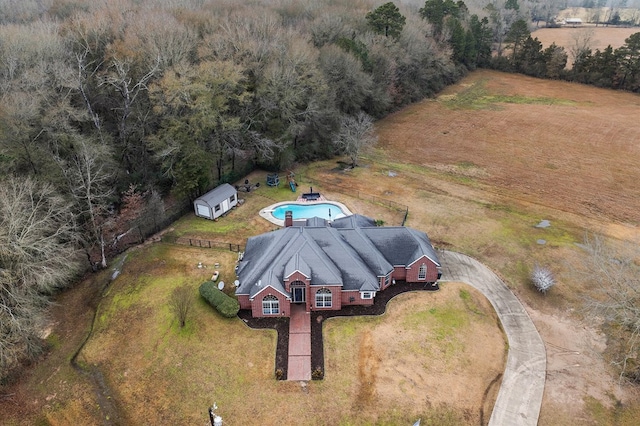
top-left (196, 204), bottom-right (211, 218)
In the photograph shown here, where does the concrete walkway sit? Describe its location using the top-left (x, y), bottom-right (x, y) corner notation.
top-left (440, 251), bottom-right (546, 426)
top-left (287, 304), bottom-right (311, 381)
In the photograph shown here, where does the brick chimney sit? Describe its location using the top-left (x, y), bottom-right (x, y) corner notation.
top-left (284, 210), bottom-right (293, 227)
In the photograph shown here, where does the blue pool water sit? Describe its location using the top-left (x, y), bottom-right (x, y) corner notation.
top-left (272, 203), bottom-right (347, 220)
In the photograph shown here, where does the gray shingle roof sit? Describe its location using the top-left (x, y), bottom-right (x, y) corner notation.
top-left (235, 217), bottom-right (439, 299)
top-left (284, 253), bottom-right (310, 279)
top-left (195, 183), bottom-right (236, 207)
top-left (359, 227), bottom-right (440, 267)
top-left (304, 227), bottom-right (379, 291)
top-left (338, 228), bottom-right (393, 276)
top-left (331, 214), bottom-right (376, 228)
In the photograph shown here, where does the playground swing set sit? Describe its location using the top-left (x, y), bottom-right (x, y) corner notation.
top-left (266, 171), bottom-right (298, 192)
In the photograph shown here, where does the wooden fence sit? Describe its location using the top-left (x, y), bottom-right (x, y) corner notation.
top-left (161, 235), bottom-right (243, 252)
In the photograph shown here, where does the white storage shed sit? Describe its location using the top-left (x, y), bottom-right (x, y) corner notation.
top-left (194, 183), bottom-right (238, 220)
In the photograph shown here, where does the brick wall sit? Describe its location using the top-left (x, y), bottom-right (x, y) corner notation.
top-left (341, 290), bottom-right (375, 306)
top-left (250, 289), bottom-right (290, 318)
top-left (284, 271), bottom-right (310, 293)
top-left (392, 266), bottom-right (407, 281)
top-left (310, 285), bottom-right (342, 311)
top-left (237, 294), bottom-right (251, 310)
top-left (405, 256), bottom-right (440, 283)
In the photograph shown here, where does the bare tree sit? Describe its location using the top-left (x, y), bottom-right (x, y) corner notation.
top-left (169, 285), bottom-right (194, 328)
top-left (569, 28), bottom-right (595, 67)
top-left (123, 9), bottom-right (198, 71)
top-left (531, 264), bottom-right (555, 294)
top-left (319, 44), bottom-right (373, 115)
top-left (333, 111), bottom-right (378, 168)
top-left (0, 177), bottom-right (81, 381)
top-left (578, 233), bottom-right (640, 382)
top-left (55, 137), bottom-right (115, 269)
top-left (101, 57), bottom-right (158, 152)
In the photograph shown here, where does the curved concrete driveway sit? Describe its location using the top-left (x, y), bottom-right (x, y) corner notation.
top-left (439, 251), bottom-right (546, 426)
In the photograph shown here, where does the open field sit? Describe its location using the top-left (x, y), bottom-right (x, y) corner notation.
top-left (532, 26), bottom-right (639, 52)
top-left (377, 69), bottom-right (640, 227)
top-left (3, 69), bottom-right (640, 425)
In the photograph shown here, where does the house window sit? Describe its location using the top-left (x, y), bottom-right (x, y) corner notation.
top-left (418, 263), bottom-right (427, 280)
top-left (215, 204), bottom-right (221, 212)
top-left (230, 194), bottom-right (236, 202)
top-left (262, 295), bottom-right (279, 315)
top-left (361, 291), bottom-right (375, 299)
top-left (315, 288), bottom-right (332, 308)
top-left (385, 274), bottom-right (391, 287)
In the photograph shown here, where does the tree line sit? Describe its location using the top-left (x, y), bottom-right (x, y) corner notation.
top-left (492, 16), bottom-right (640, 91)
top-left (1, 0), bottom-right (639, 382)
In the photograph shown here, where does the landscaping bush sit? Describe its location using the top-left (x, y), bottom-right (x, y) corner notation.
top-left (199, 281), bottom-right (240, 318)
top-left (311, 366), bottom-right (324, 380)
top-left (531, 264), bottom-right (555, 294)
top-left (275, 368), bottom-right (284, 380)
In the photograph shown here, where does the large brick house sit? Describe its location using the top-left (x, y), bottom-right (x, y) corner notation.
top-left (235, 214), bottom-right (441, 318)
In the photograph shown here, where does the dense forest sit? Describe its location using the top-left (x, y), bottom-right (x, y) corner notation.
top-left (1, 0), bottom-right (640, 383)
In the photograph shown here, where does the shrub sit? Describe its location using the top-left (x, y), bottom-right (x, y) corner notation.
top-left (199, 281), bottom-right (240, 317)
top-left (531, 264), bottom-right (555, 294)
top-left (275, 368), bottom-right (284, 380)
top-left (311, 366), bottom-right (324, 380)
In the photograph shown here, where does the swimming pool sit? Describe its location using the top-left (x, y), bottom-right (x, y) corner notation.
top-left (259, 200), bottom-right (352, 226)
top-left (272, 203), bottom-right (347, 220)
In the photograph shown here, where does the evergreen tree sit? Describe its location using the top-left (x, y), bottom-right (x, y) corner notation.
top-left (447, 18), bottom-right (467, 64)
top-left (505, 0), bottom-right (520, 11)
top-left (469, 15), bottom-right (493, 67)
top-left (365, 2), bottom-right (406, 39)
top-left (420, 0), bottom-right (462, 37)
top-left (505, 19), bottom-right (531, 65)
top-left (616, 32), bottom-right (640, 91)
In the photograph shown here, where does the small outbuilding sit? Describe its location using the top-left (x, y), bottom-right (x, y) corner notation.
top-left (194, 183), bottom-right (238, 220)
top-left (563, 18), bottom-right (583, 26)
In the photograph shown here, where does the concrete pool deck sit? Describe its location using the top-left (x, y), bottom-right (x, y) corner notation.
top-left (259, 200), bottom-right (352, 226)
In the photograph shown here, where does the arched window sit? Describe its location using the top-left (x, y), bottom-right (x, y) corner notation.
top-left (315, 288), bottom-right (332, 308)
top-left (262, 295), bottom-right (279, 315)
top-left (418, 263), bottom-right (427, 280)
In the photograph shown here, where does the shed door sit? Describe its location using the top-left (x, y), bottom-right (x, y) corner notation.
top-left (222, 199), bottom-right (230, 211)
top-left (196, 204), bottom-right (211, 218)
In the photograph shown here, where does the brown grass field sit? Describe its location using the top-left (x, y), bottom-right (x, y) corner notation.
top-left (3, 69), bottom-right (640, 425)
top-left (532, 26), bottom-right (639, 53)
